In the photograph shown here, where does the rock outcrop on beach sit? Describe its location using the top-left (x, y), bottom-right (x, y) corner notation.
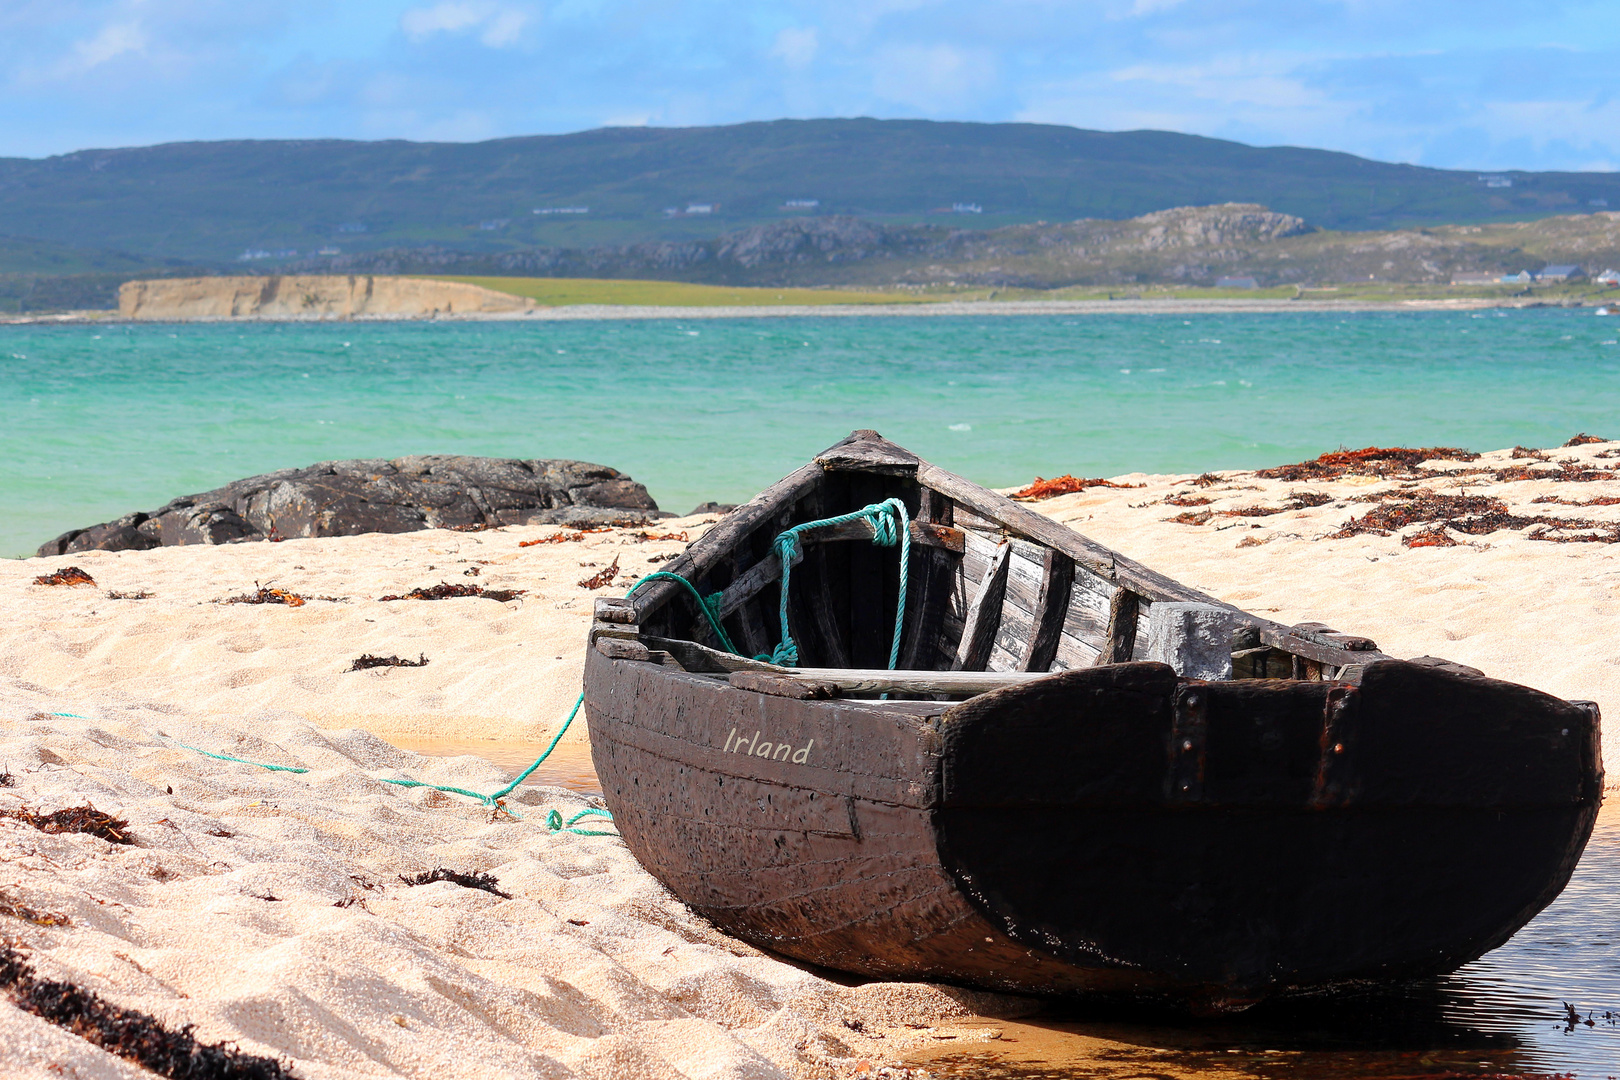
top-left (37, 456), bottom-right (661, 556)
top-left (118, 275), bottom-right (535, 320)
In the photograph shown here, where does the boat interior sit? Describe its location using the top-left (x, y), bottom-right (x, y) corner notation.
top-left (602, 433), bottom-right (1387, 701)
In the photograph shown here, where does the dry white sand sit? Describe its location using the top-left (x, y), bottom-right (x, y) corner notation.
top-left (3, 441), bottom-right (1617, 1077)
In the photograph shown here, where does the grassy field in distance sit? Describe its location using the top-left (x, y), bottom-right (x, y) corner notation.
top-left (429, 276), bottom-right (938, 307)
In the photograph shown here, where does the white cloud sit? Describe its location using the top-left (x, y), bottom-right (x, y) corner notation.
top-left (872, 43), bottom-right (996, 110)
top-left (66, 21), bottom-right (148, 72)
top-left (401, 2), bottom-right (531, 48)
top-left (771, 26), bottom-right (819, 71)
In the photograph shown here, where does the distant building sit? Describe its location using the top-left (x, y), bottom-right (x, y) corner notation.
top-left (336, 221), bottom-right (367, 233)
top-left (952, 202), bottom-right (983, 214)
top-left (1539, 265), bottom-right (1583, 282)
top-left (686, 203), bottom-right (715, 215)
top-left (1501, 270), bottom-right (1534, 284)
top-left (534, 206), bottom-right (589, 215)
top-left (1595, 269), bottom-right (1620, 285)
top-left (317, 246), bottom-right (341, 256)
top-left (238, 249), bottom-right (272, 261)
top-left (478, 219), bottom-right (510, 231)
top-left (1479, 175), bottom-right (1513, 189)
top-left (783, 199), bottom-right (819, 209)
top-left (1451, 273), bottom-right (1501, 286)
top-left (1215, 276), bottom-right (1259, 289)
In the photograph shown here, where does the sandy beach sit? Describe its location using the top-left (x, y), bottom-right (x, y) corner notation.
top-left (2, 293), bottom-right (1601, 326)
top-left (4, 439), bottom-right (1617, 1077)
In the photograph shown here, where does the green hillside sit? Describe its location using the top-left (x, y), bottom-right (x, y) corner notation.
top-left (1, 119), bottom-right (1615, 267)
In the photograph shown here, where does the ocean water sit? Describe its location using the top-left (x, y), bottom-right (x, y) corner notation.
top-left (3, 309), bottom-right (1619, 558)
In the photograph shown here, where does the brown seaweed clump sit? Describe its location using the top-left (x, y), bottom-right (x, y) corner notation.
top-left (0, 804), bottom-right (132, 844)
top-left (220, 587), bottom-right (306, 608)
top-left (1403, 526), bottom-right (1462, 549)
top-left (1163, 494), bottom-right (1212, 507)
top-left (0, 889), bottom-right (70, 927)
top-left (518, 526), bottom-right (612, 547)
top-left (349, 653), bottom-right (429, 672)
top-left (399, 867), bottom-right (511, 899)
top-left (578, 557), bottom-right (622, 590)
top-left (1327, 491), bottom-right (1619, 543)
top-left (1330, 493), bottom-right (1509, 538)
top-left (1565, 433), bottom-right (1607, 446)
top-left (0, 940), bottom-right (296, 1079)
top-left (1258, 446), bottom-right (1479, 482)
top-left (1011, 475), bottom-right (1143, 500)
top-left (377, 583), bottom-right (525, 602)
top-left (33, 567), bottom-right (96, 587)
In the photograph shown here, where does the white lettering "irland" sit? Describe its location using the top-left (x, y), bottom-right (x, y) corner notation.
top-left (722, 727), bottom-right (814, 764)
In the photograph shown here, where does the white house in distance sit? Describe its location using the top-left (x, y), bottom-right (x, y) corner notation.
top-left (783, 199), bottom-right (819, 209)
top-left (1595, 269), bottom-right (1620, 285)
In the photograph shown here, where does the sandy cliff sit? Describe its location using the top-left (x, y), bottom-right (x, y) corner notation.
top-left (118, 274), bottom-right (534, 320)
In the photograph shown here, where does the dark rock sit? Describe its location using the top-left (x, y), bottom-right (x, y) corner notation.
top-left (686, 502), bottom-right (738, 516)
top-left (37, 455), bottom-right (661, 557)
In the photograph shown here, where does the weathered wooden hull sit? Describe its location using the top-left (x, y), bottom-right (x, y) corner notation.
top-left (585, 651), bottom-right (1600, 1007)
top-left (583, 430), bottom-right (1604, 1009)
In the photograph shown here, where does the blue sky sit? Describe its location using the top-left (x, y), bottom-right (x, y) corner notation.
top-left (2, 0), bottom-right (1617, 170)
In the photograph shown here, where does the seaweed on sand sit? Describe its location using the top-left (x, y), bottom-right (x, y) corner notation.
top-left (1258, 446), bottom-right (1480, 483)
top-left (377, 583), bottom-right (526, 602)
top-left (0, 804), bottom-right (132, 844)
top-left (0, 940), bottom-right (296, 1079)
top-left (1326, 491), bottom-right (1620, 543)
top-left (519, 526), bottom-right (612, 547)
top-left (33, 567), bottom-right (96, 587)
top-left (348, 653), bottom-right (429, 672)
top-left (398, 868), bottom-right (512, 899)
top-left (1011, 476), bottom-right (1143, 501)
top-left (0, 889), bottom-right (70, 927)
top-left (107, 589), bottom-right (155, 600)
top-left (1329, 493), bottom-right (1510, 538)
top-left (578, 557), bottom-right (622, 590)
top-left (1565, 433), bottom-right (1607, 446)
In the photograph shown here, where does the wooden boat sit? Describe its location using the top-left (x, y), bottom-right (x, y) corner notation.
top-left (583, 430), bottom-right (1603, 1010)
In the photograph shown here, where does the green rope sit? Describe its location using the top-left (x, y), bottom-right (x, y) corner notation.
top-left (768, 499), bottom-right (911, 669)
top-left (161, 736), bottom-right (310, 774)
top-left (148, 693), bottom-right (607, 830)
top-left (627, 571), bottom-right (741, 654)
top-left (547, 807), bottom-right (618, 836)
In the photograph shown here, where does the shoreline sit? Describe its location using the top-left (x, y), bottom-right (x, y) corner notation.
top-left (3, 294), bottom-right (1606, 325)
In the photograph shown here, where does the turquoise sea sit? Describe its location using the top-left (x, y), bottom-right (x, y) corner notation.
top-left (3, 308), bottom-right (1619, 558)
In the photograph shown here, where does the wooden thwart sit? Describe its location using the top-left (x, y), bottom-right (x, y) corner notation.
top-left (730, 666), bottom-right (1052, 697)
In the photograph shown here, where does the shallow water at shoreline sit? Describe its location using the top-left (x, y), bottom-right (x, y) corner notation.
top-left (919, 803), bottom-right (1620, 1079)
top-left (5, 309), bottom-right (1620, 557)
